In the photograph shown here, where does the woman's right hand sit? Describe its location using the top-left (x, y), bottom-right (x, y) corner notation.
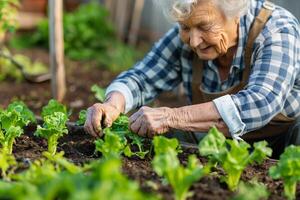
top-left (84, 92), bottom-right (125, 138)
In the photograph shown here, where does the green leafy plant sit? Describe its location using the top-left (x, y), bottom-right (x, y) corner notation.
top-left (90, 157), bottom-right (159, 200)
top-left (0, 0), bottom-right (19, 35)
top-left (41, 99), bottom-right (68, 118)
top-left (0, 101), bottom-right (34, 179)
top-left (95, 128), bottom-right (126, 158)
top-left (10, 154), bottom-right (157, 200)
top-left (9, 152), bottom-right (82, 200)
top-left (0, 48), bottom-right (49, 82)
top-left (111, 115), bottom-right (149, 158)
top-left (269, 145), bottom-right (300, 200)
top-left (0, 126), bottom-right (23, 154)
top-left (13, 155), bottom-right (68, 185)
top-left (9, 1), bottom-right (142, 72)
top-left (0, 101), bottom-right (35, 153)
top-left (0, 149), bottom-right (16, 179)
top-left (42, 151), bottom-right (81, 174)
top-left (91, 84), bottom-right (106, 102)
top-left (76, 85), bottom-right (105, 126)
top-left (231, 180), bottom-right (269, 200)
top-left (0, 1), bottom-right (49, 83)
top-left (94, 115), bottom-right (149, 159)
top-left (198, 127), bottom-right (272, 191)
top-left (76, 109), bottom-right (87, 126)
top-left (152, 136), bottom-right (209, 200)
top-left (35, 112), bottom-right (68, 155)
top-left (1, 101), bottom-right (36, 130)
top-left (0, 180), bottom-right (42, 200)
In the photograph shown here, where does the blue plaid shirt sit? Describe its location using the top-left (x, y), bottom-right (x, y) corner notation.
top-left (106, 0), bottom-right (300, 135)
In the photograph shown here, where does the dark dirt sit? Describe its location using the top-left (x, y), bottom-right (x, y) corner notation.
top-left (2, 48), bottom-right (300, 199)
top-left (12, 124), bottom-right (300, 200)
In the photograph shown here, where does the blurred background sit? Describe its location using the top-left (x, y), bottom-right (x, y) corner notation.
top-left (15, 0), bottom-right (300, 43)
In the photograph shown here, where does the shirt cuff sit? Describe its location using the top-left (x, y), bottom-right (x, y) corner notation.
top-left (105, 82), bottom-right (134, 114)
top-left (213, 94), bottom-right (246, 140)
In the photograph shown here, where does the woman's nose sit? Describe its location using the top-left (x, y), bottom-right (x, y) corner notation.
top-left (189, 29), bottom-right (203, 48)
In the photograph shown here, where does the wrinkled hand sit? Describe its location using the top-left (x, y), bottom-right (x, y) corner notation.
top-left (84, 103), bottom-right (121, 138)
top-left (129, 106), bottom-right (176, 138)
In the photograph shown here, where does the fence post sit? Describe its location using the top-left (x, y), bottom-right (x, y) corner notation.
top-left (128, 0), bottom-right (144, 45)
top-left (49, 0), bottom-right (66, 102)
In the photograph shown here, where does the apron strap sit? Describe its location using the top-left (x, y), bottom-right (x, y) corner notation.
top-left (192, 56), bottom-right (204, 104)
top-left (242, 1), bottom-right (275, 85)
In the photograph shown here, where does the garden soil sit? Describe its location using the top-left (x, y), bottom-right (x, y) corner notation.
top-left (2, 48), bottom-right (300, 199)
top-left (14, 123), bottom-right (299, 200)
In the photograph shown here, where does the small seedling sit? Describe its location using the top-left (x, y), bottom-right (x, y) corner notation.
top-left (269, 145), bottom-right (300, 200)
top-left (199, 127), bottom-right (272, 191)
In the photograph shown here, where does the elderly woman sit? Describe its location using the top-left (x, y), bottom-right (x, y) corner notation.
top-left (85, 0), bottom-right (300, 157)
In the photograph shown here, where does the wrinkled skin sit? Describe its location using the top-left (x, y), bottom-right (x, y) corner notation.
top-left (84, 92), bottom-right (125, 137)
top-left (179, 1), bottom-right (239, 61)
top-left (129, 103), bottom-right (230, 138)
top-left (129, 106), bottom-right (174, 137)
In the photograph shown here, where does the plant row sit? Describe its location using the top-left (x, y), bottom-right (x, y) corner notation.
top-left (0, 99), bottom-right (299, 200)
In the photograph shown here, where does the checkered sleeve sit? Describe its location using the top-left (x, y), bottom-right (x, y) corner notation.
top-left (109, 26), bottom-right (183, 109)
top-left (232, 26), bottom-right (300, 133)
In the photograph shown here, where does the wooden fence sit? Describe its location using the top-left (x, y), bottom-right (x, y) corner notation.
top-left (104, 0), bottom-right (145, 45)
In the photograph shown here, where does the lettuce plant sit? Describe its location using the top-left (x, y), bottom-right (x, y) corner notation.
top-left (152, 136), bottom-right (209, 200)
top-left (232, 180), bottom-right (269, 200)
top-left (0, 149), bottom-right (16, 179)
top-left (91, 84), bottom-right (106, 102)
top-left (35, 112), bottom-right (68, 155)
top-left (0, 101), bottom-right (35, 179)
top-left (75, 109), bottom-right (86, 126)
top-left (0, 101), bottom-right (35, 154)
top-left (95, 128), bottom-right (126, 158)
top-left (90, 157), bottom-right (159, 200)
top-left (94, 114), bottom-right (148, 159)
top-left (11, 155), bottom-right (158, 200)
top-left (269, 145), bottom-right (300, 200)
top-left (41, 99), bottom-right (68, 118)
top-left (0, 126), bottom-right (23, 154)
top-left (35, 100), bottom-right (69, 155)
top-left (198, 127), bottom-right (272, 191)
top-left (0, 181), bottom-right (42, 200)
top-left (42, 151), bottom-right (81, 174)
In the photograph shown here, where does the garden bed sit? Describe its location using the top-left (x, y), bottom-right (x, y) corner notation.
top-left (0, 48), bottom-right (299, 200)
top-left (12, 123), bottom-right (300, 200)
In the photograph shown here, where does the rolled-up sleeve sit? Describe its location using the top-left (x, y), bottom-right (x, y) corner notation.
top-left (232, 27), bottom-right (300, 133)
top-left (108, 26), bottom-right (183, 110)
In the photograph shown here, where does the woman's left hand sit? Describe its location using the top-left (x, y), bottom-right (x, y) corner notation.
top-left (129, 106), bottom-right (176, 137)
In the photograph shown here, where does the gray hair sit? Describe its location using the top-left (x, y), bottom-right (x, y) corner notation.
top-left (155, 0), bottom-right (249, 21)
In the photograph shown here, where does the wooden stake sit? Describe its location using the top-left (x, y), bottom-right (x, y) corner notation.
top-left (115, 0), bottom-right (131, 40)
top-left (104, 0), bottom-right (116, 21)
top-left (49, 0), bottom-right (66, 102)
top-left (128, 0), bottom-right (144, 46)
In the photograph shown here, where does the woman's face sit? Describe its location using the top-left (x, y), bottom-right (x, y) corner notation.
top-left (179, 1), bottom-right (238, 60)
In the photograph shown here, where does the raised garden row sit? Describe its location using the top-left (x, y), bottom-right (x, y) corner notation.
top-left (0, 100), bottom-right (299, 200)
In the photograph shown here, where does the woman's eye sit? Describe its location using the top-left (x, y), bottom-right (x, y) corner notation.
top-left (180, 24), bottom-right (190, 31)
top-left (197, 25), bottom-right (212, 32)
